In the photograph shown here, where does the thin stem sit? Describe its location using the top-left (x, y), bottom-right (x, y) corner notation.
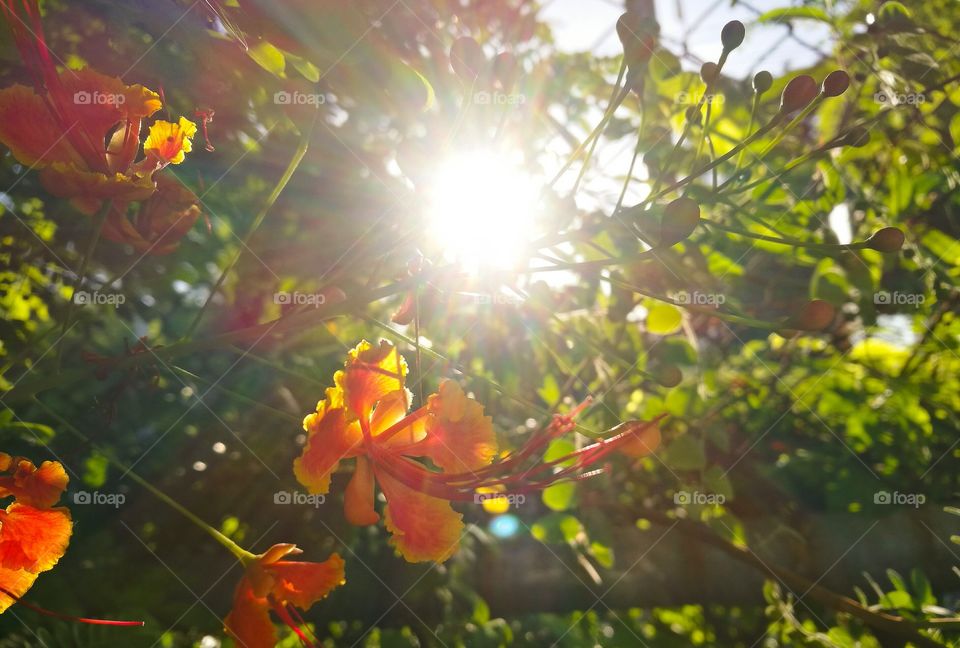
top-left (183, 110), bottom-right (318, 339)
top-left (32, 397), bottom-right (255, 564)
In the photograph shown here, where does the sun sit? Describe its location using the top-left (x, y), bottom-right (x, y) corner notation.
top-left (426, 149), bottom-right (539, 272)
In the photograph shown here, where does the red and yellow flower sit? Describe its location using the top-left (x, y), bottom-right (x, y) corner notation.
top-left (0, 452), bottom-right (72, 613)
top-left (295, 340), bottom-right (662, 563)
top-left (0, 0), bottom-right (200, 253)
top-left (224, 543), bottom-right (344, 648)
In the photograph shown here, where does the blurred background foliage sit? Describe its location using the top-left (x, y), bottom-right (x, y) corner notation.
top-left (0, 0), bottom-right (959, 646)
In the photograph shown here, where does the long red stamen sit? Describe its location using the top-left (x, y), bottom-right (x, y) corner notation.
top-left (0, 586), bottom-right (144, 627)
top-left (269, 597), bottom-right (316, 648)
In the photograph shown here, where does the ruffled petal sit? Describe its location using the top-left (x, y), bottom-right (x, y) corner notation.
top-left (415, 380), bottom-right (497, 474)
top-left (58, 68), bottom-right (161, 139)
top-left (342, 339), bottom-right (408, 427)
top-left (102, 173), bottom-right (201, 255)
top-left (224, 579), bottom-right (276, 648)
top-left (143, 116), bottom-right (196, 165)
top-left (344, 457), bottom-right (379, 526)
top-left (0, 503), bottom-right (72, 573)
top-left (0, 566), bottom-right (39, 614)
top-left (267, 553), bottom-right (345, 610)
top-left (39, 162), bottom-right (156, 215)
top-left (369, 389), bottom-right (428, 448)
top-left (293, 402), bottom-right (362, 495)
top-left (0, 455), bottom-right (68, 508)
top-left (377, 469), bottom-right (463, 563)
top-left (0, 85), bottom-right (80, 167)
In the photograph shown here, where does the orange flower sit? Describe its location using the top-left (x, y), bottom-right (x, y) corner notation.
top-left (0, 1), bottom-right (196, 218)
top-left (224, 544), bottom-right (344, 648)
top-left (295, 340), bottom-right (663, 563)
top-left (102, 173), bottom-right (202, 255)
top-left (0, 452), bottom-right (72, 614)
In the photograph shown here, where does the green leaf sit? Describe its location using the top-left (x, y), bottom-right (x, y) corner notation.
top-left (538, 373), bottom-right (560, 406)
top-left (83, 453), bottom-right (109, 488)
top-left (647, 302), bottom-right (682, 335)
top-left (542, 481), bottom-right (576, 511)
top-left (248, 40), bottom-right (286, 78)
top-left (665, 435), bottom-right (706, 470)
top-left (758, 7), bottom-right (830, 23)
top-left (286, 51), bottom-right (320, 83)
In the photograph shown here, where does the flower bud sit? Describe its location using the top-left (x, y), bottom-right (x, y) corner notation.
top-left (822, 70), bottom-right (850, 97)
top-left (721, 20), bottom-right (745, 51)
top-left (700, 62), bottom-right (719, 84)
top-left (792, 299), bottom-right (835, 331)
top-left (779, 74), bottom-right (818, 113)
top-left (752, 70), bottom-right (773, 94)
top-left (866, 227), bottom-right (905, 252)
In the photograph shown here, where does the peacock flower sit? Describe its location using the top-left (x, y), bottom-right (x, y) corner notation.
top-left (224, 544), bottom-right (344, 648)
top-left (102, 173), bottom-right (202, 255)
top-left (294, 340), bottom-right (662, 563)
top-left (0, 452), bottom-right (72, 614)
top-left (0, 0), bottom-right (197, 218)
top-left (142, 117), bottom-right (197, 166)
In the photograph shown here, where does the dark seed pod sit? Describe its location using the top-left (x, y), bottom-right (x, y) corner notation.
top-left (660, 197), bottom-right (701, 246)
top-left (843, 126), bottom-right (870, 148)
top-left (492, 52), bottom-right (519, 90)
top-left (752, 70), bottom-right (773, 94)
top-left (779, 74), bottom-right (818, 113)
top-left (866, 227), bottom-right (905, 252)
top-left (822, 70), bottom-right (850, 97)
top-left (700, 62), bottom-right (719, 85)
top-left (792, 299), bottom-right (835, 331)
top-left (617, 12), bottom-right (658, 69)
top-left (450, 37), bottom-right (486, 82)
top-left (655, 365), bottom-right (683, 388)
top-left (721, 20), bottom-right (745, 50)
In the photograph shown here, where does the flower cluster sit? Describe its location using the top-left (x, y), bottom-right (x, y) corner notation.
top-left (0, 0), bottom-right (201, 254)
top-left (0, 453), bottom-right (72, 612)
top-left (295, 339), bottom-right (662, 563)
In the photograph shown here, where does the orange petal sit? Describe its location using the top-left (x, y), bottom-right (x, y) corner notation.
top-left (0, 457), bottom-right (68, 508)
top-left (620, 421), bottom-right (662, 458)
top-left (344, 457), bottom-right (379, 526)
top-left (416, 380), bottom-right (497, 473)
top-left (0, 85), bottom-right (80, 167)
top-left (0, 504), bottom-right (72, 573)
top-left (102, 173), bottom-right (201, 255)
top-left (268, 553), bottom-right (345, 610)
top-left (370, 389), bottom-right (428, 448)
top-left (0, 566), bottom-right (39, 614)
top-left (293, 403), bottom-right (362, 495)
top-left (58, 68), bottom-right (160, 139)
top-left (342, 340), bottom-right (408, 427)
top-left (377, 469), bottom-right (464, 563)
top-left (224, 579), bottom-right (276, 648)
